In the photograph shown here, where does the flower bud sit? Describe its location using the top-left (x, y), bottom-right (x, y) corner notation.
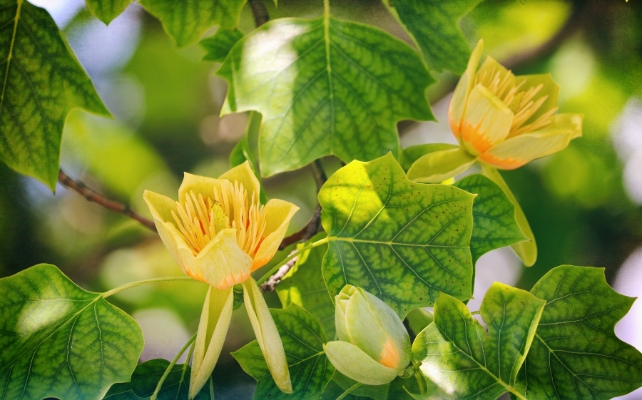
top-left (324, 285), bottom-right (411, 385)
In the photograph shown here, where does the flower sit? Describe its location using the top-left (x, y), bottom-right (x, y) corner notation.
top-left (407, 40), bottom-right (583, 183)
top-left (143, 162), bottom-right (298, 398)
top-left (448, 39), bottom-right (582, 170)
top-left (143, 161), bottom-right (299, 290)
top-left (323, 285), bottom-right (411, 386)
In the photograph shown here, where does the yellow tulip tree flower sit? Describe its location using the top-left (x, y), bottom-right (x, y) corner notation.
top-left (407, 40), bottom-right (583, 267)
top-left (408, 39), bottom-right (583, 182)
top-left (143, 161), bottom-right (298, 398)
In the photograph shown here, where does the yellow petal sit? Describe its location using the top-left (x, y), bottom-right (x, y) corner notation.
top-left (143, 189), bottom-right (177, 223)
top-left (190, 286), bottom-right (234, 399)
top-left (407, 147), bottom-right (476, 183)
top-left (252, 199), bottom-right (299, 271)
top-left (219, 161), bottom-right (261, 202)
top-left (243, 278), bottom-right (292, 393)
top-left (144, 190), bottom-right (200, 280)
top-left (323, 341), bottom-right (399, 386)
top-left (177, 173), bottom-right (223, 205)
top-left (459, 84), bottom-right (514, 155)
top-left (449, 39), bottom-right (485, 139)
top-left (479, 113), bottom-right (583, 169)
top-left (197, 229), bottom-right (254, 289)
top-left (475, 56), bottom-right (514, 92)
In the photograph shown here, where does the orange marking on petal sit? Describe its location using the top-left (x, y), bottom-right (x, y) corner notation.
top-left (379, 337), bottom-right (400, 369)
top-left (479, 152), bottom-right (526, 170)
top-left (460, 119), bottom-right (494, 153)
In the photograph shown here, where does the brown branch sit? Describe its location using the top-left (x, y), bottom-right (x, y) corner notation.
top-left (58, 170), bottom-right (157, 232)
top-left (249, 0), bottom-right (269, 27)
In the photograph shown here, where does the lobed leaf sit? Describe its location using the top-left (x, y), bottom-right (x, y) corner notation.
top-left (0, 0), bottom-right (109, 190)
top-left (200, 29), bottom-right (243, 63)
top-left (516, 265), bottom-right (642, 399)
top-left (385, 0), bottom-right (482, 74)
top-left (233, 304), bottom-right (334, 400)
top-left (85, 0), bottom-right (132, 24)
top-left (412, 283), bottom-right (545, 399)
top-left (218, 16), bottom-right (435, 177)
top-left (138, 0), bottom-right (246, 47)
top-left (276, 239), bottom-right (335, 338)
top-left (319, 153), bottom-right (475, 318)
top-left (0, 264), bottom-right (143, 400)
top-left (453, 174), bottom-right (528, 264)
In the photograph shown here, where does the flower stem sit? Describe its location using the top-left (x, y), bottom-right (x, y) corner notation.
top-left (336, 382), bottom-right (361, 400)
top-left (102, 276), bottom-right (196, 298)
top-left (256, 237), bottom-right (329, 286)
top-left (150, 333), bottom-right (197, 400)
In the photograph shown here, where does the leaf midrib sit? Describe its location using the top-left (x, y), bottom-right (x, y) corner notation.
top-left (436, 318), bottom-right (526, 400)
top-left (0, 0), bottom-right (22, 117)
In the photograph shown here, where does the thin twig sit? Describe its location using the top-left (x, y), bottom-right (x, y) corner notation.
top-left (263, 160), bottom-right (328, 291)
top-left (58, 170), bottom-right (157, 232)
top-left (248, 0), bottom-right (269, 27)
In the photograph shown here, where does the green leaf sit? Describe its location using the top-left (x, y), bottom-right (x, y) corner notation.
top-left (412, 282), bottom-right (545, 399)
top-left (319, 153), bottom-right (475, 318)
top-left (200, 29), bottom-right (243, 62)
top-left (276, 239), bottom-right (335, 338)
top-left (385, 0), bottom-right (482, 74)
top-left (453, 174), bottom-right (528, 264)
top-left (138, 0), bottom-right (246, 47)
top-left (85, 0), bottom-right (132, 24)
top-left (399, 143), bottom-right (458, 171)
top-left (218, 16), bottom-right (435, 177)
top-left (0, 264), bottom-right (143, 400)
top-left (516, 265), bottom-right (642, 399)
top-left (0, 0), bottom-right (109, 190)
top-left (481, 165), bottom-right (537, 266)
top-left (405, 308), bottom-right (433, 337)
top-left (233, 304), bottom-right (335, 400)
top-left (105, 359), bottom-right (211, 400)
top-left (331, 371), bottom-right (389, 400)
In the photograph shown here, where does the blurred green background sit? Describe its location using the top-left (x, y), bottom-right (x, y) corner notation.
top-left (1, 0), bottom-right (641, 398)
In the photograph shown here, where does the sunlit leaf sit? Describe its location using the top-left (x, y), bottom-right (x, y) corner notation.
top-left (0, 264), bottom-right (143, 400)
top-left (276, 238), bottom-right (335, 338)
top-left (0, 0), bottom-right (109, 190)
top-left (218, 16), bottom-right (434, 177)
top-left (453, 174), bottom-right (528, 264)
top-left (233, 304), bottom-right (334, 399)
top-left (385, 0), bottom-right (482, 73)
top-left (85, 0), bottom-right (132, 24)
top-left (105, 359), bottom-right (211, 400)
top-left (412, 283), bottom-right (545, 399)
top-left (319, 153), bottom-right (475, 318)
top-left (516, 265), bottom-right (642, 399)
top-left (200, 29), bottom-right (243, 62)
top-left (139, 0), bottom-right (246, 47)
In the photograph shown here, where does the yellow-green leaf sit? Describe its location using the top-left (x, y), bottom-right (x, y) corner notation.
top-left (319, 153), bottom-right (475, 318)
top-left (412, 283), bottom-right (545, 399)
top-left (0, 264), bottom-right (143, 400)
